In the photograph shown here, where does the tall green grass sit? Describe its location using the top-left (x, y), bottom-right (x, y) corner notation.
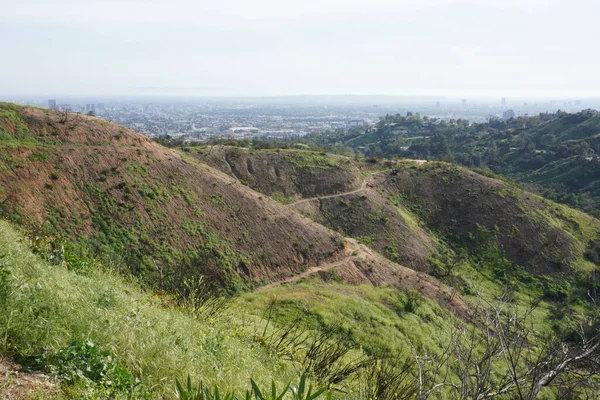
top-left (0, 220), bottom-right (299, 397)
top-left (0, 218), bottom-right (581, 399)
top-left (2, 219), bottom-right (451, 398)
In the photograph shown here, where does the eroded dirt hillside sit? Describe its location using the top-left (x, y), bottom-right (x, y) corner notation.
top-left (0, 104), bottom-right (350, 291)
top-left (190, 146), bottom-right (384, 201)
top-left (194, 147), bottom-right (600, 278)
top-left (0, 104), bottom-right (471, 316)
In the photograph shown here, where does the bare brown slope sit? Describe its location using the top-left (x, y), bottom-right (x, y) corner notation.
top-left (290, 171), bottom-right (436, 273)
top-left (190, 146), bottom-right (373, 201)
top-left (0, 104), bottom-right (469, 316)
top-left (0, 104), bottom-right (347, 290)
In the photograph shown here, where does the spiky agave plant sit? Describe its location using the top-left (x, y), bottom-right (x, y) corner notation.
top-left (289, 375), bottom-right (332, 400)
top-left (176, 375), bottom-right (238, 400)
top-left (177, 375), bottom-right (331, 400)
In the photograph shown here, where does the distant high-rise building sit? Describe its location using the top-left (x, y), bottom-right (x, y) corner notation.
top-left (461, 99), bottom-right (467, 108)
top-left (503, 109), bottom-right (515, 119)
top-left (436, 101), bottom-right (441, 109)
top-left (48, 99), bottom-right (57, 110)
top-left (501, 97), bottom-right (506, 108)
top-left (575, 100), bottom-right (581, 106)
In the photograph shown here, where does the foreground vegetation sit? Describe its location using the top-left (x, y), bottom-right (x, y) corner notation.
top-left (0, 219), bottom-right (310, 398)
top-left (1, 219), bottom-right (599, 399)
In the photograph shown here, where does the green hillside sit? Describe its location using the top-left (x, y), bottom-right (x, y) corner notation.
top-left (1, 105), bottom-right (600, 399)
top-left (302, 110), bottom-right (600, 217)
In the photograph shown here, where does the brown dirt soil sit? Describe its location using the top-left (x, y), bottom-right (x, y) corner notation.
top-left (0, 105), bottom-right (348, 288)
top-left (190, 146), bottom-right (366, 201)
top-left (258, 238), bottom-right (468, 317)
top-left (0, 360), bottom-right (58, 399)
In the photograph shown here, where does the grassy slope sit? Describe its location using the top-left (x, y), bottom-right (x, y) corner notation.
top-left (519, 156), bottom-right (600, 195)
top-left (0, 219), bottom-right (293, 397)
top-left (531, 113), bottom-right (600, 142)
top-left (382, 162), bottom-right (600, 275)
top-left (1, 217), bottom-right (570, 399)
top-left (0, 219), bottom-right (469, 398)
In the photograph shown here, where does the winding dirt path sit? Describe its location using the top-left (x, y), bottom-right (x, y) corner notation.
top-left (286, 170), bottom-right (386, 207)
top-left (258, 159), bottom-right (427, 291)
top-left (257, 238), bottom-right (361, 291)
top-left (286, 160), bottom-right (426, 208)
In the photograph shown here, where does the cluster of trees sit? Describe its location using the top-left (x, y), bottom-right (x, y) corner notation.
top-left (302, 110), bottom-right (600, 217)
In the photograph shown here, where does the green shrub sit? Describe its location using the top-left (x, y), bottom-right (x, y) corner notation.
top-left (383, 246), bottom-right (401, 263)
top-left (34, 339), bottom-right (148, 398)
top-left (403, 290), bottom-right (423, 314)
top-left (270, 191), bottom-right (290, 204)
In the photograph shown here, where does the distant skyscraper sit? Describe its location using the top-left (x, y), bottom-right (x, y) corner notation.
top-left (436, 101), bottom-right (441, 109)
top-left (462, 99), bottom-right (467, 108)
top-left (501, 97), bottom-right (506, 108)
top-left (48, 99), bottom-right (57, 110)
top-left (575, 100), bottom-right (581, 106)
top-left (503, 109), bottom-right (515, 119)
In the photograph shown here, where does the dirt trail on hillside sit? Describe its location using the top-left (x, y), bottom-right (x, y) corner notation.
top-left (257, 238), bottom-right (361, 290)
top-left (258, 160), bottom-right (429, 292)
top-left (286, 160), bottom-right (426, 208)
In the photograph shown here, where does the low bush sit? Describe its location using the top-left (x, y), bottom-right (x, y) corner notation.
top-left (31, 339), bottom-right (149, 398)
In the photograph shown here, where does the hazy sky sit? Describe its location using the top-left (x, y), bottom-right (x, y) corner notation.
top-left (1, 0), bottom-right (599, 98)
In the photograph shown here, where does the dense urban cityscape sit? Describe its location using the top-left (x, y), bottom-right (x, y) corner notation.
top-left (3, 96), bottom-right (598, 142)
